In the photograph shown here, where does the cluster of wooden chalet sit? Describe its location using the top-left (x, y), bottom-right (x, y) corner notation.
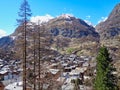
top-left (40, 54), bottom-right (96, 90)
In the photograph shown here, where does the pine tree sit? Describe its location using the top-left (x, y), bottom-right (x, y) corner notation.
top-left (94, 46), bottom-right (118, 90)
top-left (16, 0), bottom-right (32, 90)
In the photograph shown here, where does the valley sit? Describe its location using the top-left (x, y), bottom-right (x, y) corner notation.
top-left (0, 2), bottom-right (120, 90)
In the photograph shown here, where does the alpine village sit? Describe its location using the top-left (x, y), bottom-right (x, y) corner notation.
top-left (0, 0), bottom-right (120, 90)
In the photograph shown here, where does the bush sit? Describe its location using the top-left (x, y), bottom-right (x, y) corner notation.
top-left (66, 48), bottom-right (76, 54)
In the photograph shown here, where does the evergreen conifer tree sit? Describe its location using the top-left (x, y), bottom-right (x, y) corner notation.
top-left (94, 46), bottom-right (118, 90)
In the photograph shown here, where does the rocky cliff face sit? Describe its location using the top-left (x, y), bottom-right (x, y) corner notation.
top-left (96, 3), bottom-right (120, 39)
top-left (47, 14), bottom-right (99, 39)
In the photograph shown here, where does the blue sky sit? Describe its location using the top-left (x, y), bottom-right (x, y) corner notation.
top-left (0, 0), bottom-right (119, 37)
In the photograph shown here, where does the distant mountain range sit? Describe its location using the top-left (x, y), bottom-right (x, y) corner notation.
top-left (0, 13), bottom-right (100, 51)
top-left (0, 3), bottom-right (120, 58)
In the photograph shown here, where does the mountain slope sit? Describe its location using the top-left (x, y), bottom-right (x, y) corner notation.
top-left (0, 14), bottom-right (100, 58)
top-left (47, 14), bottom-right (99, 39)
top-left (96, 3), bottom-right (120, 39)
top-left (0, 36), bottom-right (14, 50)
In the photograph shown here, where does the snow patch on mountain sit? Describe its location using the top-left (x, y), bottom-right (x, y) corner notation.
top-left (30, 14), bottom-right (54, 24)
top-left (84, 20), bottom-right (93, 26)
top-left (0, 29), bottom-right (7, 38)
top-left (10, 36), bottom-right (16, 40)
top-left (97, 17), bottom-right (108, 24)
top-left (58, 14), bottom-right (74, 19)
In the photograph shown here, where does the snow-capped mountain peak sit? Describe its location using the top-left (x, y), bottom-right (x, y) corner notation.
top-left (58, 14), bottom-right (74, 19)
top-left (30, 14), bottom-right (54, 25)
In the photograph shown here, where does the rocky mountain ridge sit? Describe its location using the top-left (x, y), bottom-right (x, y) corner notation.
top-left (0, 14), bottom-right (100, 52)
top-left (96, 3), bottom-right (120, 39)
top-left (47, 14), bottom-right (99, 39)
top-left (0, 3), bottom-right (120, 59)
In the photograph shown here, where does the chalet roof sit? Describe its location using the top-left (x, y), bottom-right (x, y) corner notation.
top-left (49, 69), bottom-right (59, 75)
top-left (50, 63), bottom-right (59, 67)
top-left (82, 62), bottom-right (89, 67)
top-left (69, 67), bottom-right (87, 75)
top-left (84, 76), bottom-right (91, 80)
top-left (0, 70), bottom-right (8, 75)
top-left (61, 63), bottom-right (68, 67)
top-left (62, 83), bottom-right (74, 90)
top-left (0, 59), bottom-right (3, 62)
top-left (65, 76), bottom-right (78, 84)
top-left (5, 81), bottom-right (23, 90)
